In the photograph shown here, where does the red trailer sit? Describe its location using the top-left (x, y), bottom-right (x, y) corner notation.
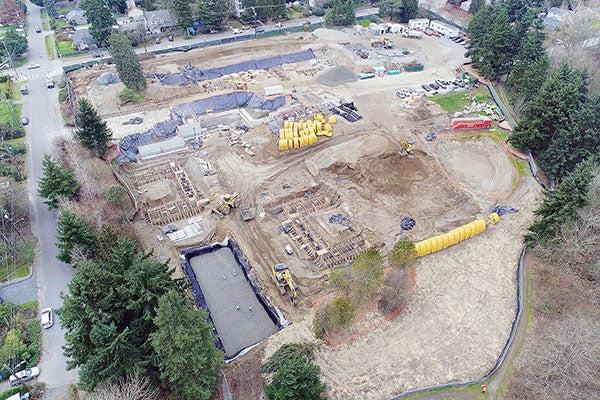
top-left (451, 116), bottom-right (492, 130)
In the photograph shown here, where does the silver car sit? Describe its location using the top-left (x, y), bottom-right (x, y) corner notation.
top-left (9, 367), bottom-right (40, 386)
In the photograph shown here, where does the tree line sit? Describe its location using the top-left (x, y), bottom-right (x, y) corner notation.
top-left (467, 0), bottom-right (599, 245)
top-left (37, 99), bottom-right (223, 398)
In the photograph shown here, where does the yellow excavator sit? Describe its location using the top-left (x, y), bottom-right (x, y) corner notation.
top-left (272, 264), bottom-right (298, 305)
top-left (399, 140), bottom-right (414, 156)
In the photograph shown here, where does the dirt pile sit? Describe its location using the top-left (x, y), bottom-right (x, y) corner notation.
top-left (316, 65), bottom-right (357, 86)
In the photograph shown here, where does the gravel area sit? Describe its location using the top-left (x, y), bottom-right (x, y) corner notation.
top-left (316, 65), bottom-right (357, 86)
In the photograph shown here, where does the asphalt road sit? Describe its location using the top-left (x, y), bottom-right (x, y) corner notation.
top-left (13, 1), bottom-right (79, 396)
top-left (61, 7), bottom-right (379, 67)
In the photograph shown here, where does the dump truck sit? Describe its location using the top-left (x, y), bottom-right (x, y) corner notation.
top-left (271, 263), bottom-right (298, 305)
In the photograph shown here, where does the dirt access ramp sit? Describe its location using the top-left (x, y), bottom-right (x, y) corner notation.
top-left (264, 178), bottom-right (541, 400)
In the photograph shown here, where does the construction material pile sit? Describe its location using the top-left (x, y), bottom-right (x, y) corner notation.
top-left (278, 114), bottom-right (336, 151)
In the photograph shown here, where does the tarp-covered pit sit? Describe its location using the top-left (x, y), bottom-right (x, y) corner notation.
top-left (181, 239), bottom-right (284, 360)
top-left (157, 49), bottom-right (315, 86)
top-left (171, 91), bottom-right (285, 122)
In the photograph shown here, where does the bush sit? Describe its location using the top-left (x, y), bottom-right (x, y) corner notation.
top-left (262, 342), bottom-right (316, 373)
top-left (313, 295), bottom-right (357, 338)
top-left (329, 265), bottom-right (352, 293)
top-left (118, 87), bottom-right (144, 104)
top-left (378, 269), bottom-right (413, 314)
top-left (265, 356), bottom-right (326, 400)
top-left (390, 240), bottom-right (417, 268)
top-left (350, 249), bottom-right (384, 300)
top-left (0, 386), bottom-right (26, 400)
top-left (313, 8), bottom-right (325, 16)
top-left (104, 185), bottom-right (127, 205)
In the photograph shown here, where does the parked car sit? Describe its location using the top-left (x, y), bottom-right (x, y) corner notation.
top-left (20, 117), bottom-right (29, 125)
top-left (41, 307), bottom-right (53, 329)
top-left (168, 35), bottom-right (174, 41)
top-left (429, 83), bottom-right (440, 90)
top-left (9, 367), bottom-right (40, 386)
top-left (232, 28), bottom-right (242, 34)
top-left (27, 64), bottom-right (41, 69)
top-left (46, 79), bottom-right (54, 89)
top-left (421, 84), bottom-right (431, 91)
top-left (92, 52), bottom-right (102, 58)
top-left (209, 28), bottom-right (219, 34)
top-left (35, 26), bottom-right (41, 33)
top-left (155, 37), bottom-right (161, 44)
top-left (20, 85), bottom-right (28, 95)
top-left (255, 27), bottom-right (265, 34)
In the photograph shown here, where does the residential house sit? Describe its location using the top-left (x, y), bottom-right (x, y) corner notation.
top-left (116, 8), bottom-right (146, 35)
top-left (143, 9), bottom-right (177, 35)
top-left (65, 8), bottom-right (87, 26)
top-left (408, 18), bottom-right (430, 30)
top-left (429, 20), bottom-right (460, 37)
top-left (72, 29), bottom-right (97, 51)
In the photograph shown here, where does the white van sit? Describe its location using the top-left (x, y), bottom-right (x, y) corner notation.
top-left (41, 307), bottom-right (53, 329)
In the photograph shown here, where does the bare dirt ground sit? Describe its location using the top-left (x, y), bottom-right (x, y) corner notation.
top-left (66, 28), bottom-right (540, 400)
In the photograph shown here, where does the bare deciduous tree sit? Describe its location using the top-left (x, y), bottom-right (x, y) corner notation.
top-left (87, 376), bottom-right (159, 400)
top-left (506, 312), bottom-right (600, 400)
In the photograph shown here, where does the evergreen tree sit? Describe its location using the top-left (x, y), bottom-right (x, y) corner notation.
top-left (108, 32), bottom-right (147, 93)
top-left (0, 28), bottom-right (27, 59)
top-left (152, 291), bottom-right (223, 400)
top-left (197, 0), bottom-right (230, 32)
top-left (60, 232), bottom-right (184, 390)
top-left (75, 98), bottom-right (113, 157)
top-left (507, 21), bottom-right (548, 103)
top-left (265, 356), bottom-right (326, 400)
top-left (540, 96), bottom-right (600, 180)
top-left (510, 64), bottom-right (587, 154)
top-left (526, 161), bottom-right (596, 243)
top-left (170, 0), bottom-right (194, 30)
top-left (326, 0), bottom-right (355, 26)
top-left (81, 0), bottom-right (116, 46)
top-left (378, 0), bottom-right (418, 22)
top-left (56, 209), bottom-right (96, 264)
top-left (468, 5), bottom-right (512, 80)
top-left (38, 155), bottom-right (80, 209)
top-left (468, 0), bottom-right (484, 14)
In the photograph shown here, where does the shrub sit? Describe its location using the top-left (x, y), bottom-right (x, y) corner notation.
top-left (313, 295), bottom-right (357, 338)
top-left (0, 386), bottom-right (26, 400)
top-left (329, 265), bottom-right (352, 294)
top-left (262, 342), bottom-right (316, 373)
top-left (378, 269), bottom-right (413, 314)
top-left (351, 249), bottom-right (384, 300)
top-left (313, 8), bottom-right (325, 16)
top-left (265, 356), bottom-right (326, 400)
top-left (118, 87), bottom-right (144, 104)
top-left (390, 240), bottom-right (417, 268)
top-left (104, 185), bottom-right (127, 205)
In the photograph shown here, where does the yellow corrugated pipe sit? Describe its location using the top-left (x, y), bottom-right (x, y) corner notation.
top-left (414, 213), bottom-right (500, 257)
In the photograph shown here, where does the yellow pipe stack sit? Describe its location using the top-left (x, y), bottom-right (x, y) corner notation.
top-left (278, 114), bottom-right (337, 151)
top-left (414, 213), bottom-right (501, 257)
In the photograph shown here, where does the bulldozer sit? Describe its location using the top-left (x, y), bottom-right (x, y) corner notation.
top-left (212, 193), bottom-right (240, 216)
top-left (271, 264), bottom-right (298, 305)
top-left (399, 140), bottom-right (415, 156)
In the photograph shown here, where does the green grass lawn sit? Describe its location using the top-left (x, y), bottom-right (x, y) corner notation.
top-left (57, 39), bottom-right (78, 56)
top-left (50, 19), bottom-right (71, 30)
top-left (227, 19), bottom-right (244, 29)
top-left (432, 86), bottom-right (490, 114)
top-left (357, 18), bottom-right (371, 27)
top-left (44, 33), bottom-right (57, 60)
top-left (1, 80), bottom-right (21, 101)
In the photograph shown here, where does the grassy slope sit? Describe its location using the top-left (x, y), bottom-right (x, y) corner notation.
top-left (432, 86), bottom-right (490, 114)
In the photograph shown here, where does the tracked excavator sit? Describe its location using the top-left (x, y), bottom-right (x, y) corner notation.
top-left (272, 264), bottom-right (298, 305)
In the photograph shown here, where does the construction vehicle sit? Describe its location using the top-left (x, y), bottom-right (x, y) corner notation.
top-left (399, 140), bottom-right (414, 156)
top-left (232, 80), bottom-right (247, 90)
top-left (212, 193), bottom-right (240, 216)
top-left (271, 264), bottom-right (298, 305)
top-left (371, 37), bottom-right (394, 49)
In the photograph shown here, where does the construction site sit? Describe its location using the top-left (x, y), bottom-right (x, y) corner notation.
top-left (68, 26), bottom-right (541, 399)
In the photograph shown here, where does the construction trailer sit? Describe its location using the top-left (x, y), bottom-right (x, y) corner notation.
top-left (451, 116), bottom-right (492, 130)
top-left (370, 23), bottom-right (386, 36)
top-left (408, 18), bottom-right (430, 30)
top-left (429, 20), bottom-right (461, 37)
